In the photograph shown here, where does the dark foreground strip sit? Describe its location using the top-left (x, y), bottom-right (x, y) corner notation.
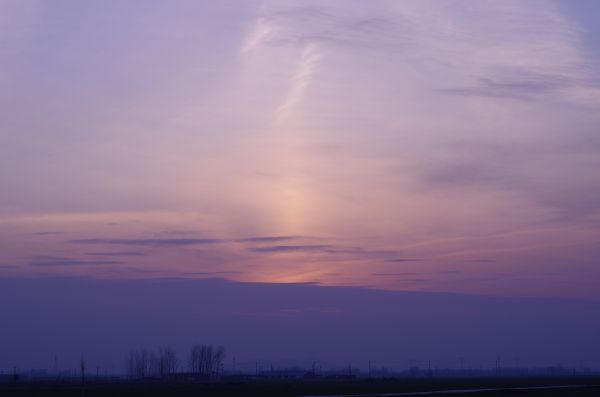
top-left (302, 384), bottom-right (587, 397)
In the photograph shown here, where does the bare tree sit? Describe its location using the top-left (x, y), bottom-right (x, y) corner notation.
top-left (134, 350), bottom-right (147, 378)
top-left (148, 350), bottom-right (158, 376)
top-left (189, 345), bottom-right (201, 376)
top-left (201, 345), bottom-right (212, 377)
top-left (158, 346), bottom-right (177, 378)
top-left (126, 351), bottom-right (136, 379)
top-left (189, 344), bottom-right (226, 378)
top-left (214, 345), bottom-right (225, 378)
top-left (125, 345), bottom-right (223, 379)
top-left (126, 349), bottom-right (157, 379)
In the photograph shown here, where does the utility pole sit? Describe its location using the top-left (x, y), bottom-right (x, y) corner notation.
top-left (80, 356), bottom-right (86, 386)
top-left (495, 356), bottom-right (501, 376)
top-left (80, 355), bottom-right (86, 397)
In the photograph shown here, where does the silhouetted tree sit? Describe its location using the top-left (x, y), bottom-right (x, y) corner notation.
top-left (158, 346), bottom-right (178, 378)
top-left (189, 344), bottom-right (225, 378)
top-left (214, 345), bottom-right (225, 377)
top-left (126, 349), bottom-right (156, 379)
top-left (189, 345), bottom-right (202, 376)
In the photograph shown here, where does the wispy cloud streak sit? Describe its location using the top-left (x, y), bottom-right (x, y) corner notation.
top-left (69, 238), bottom-right (222, 247)
top-left (85, 252), bottom-right (147, 257)
top-left (248, 245), bottom-right (333, 253)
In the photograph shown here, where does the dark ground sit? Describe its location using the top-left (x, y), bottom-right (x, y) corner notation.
top-left (1, 377), bottom-right (599, 397)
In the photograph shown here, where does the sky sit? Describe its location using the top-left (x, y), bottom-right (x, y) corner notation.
top-left (1, 0), bottom-right (600, 370)
top-left (2, 277), bottom-right (600, 373)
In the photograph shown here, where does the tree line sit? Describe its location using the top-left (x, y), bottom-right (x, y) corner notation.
top-left (126, 345), bottom-right (225, 379)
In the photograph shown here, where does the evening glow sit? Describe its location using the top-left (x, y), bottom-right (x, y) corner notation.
top-left (1, 0), bottom-right (600, 300)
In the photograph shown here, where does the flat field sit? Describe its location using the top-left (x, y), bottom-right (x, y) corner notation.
top-left (1, 377), bottom-right (599, 397)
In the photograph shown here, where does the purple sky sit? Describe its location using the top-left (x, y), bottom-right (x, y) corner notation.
top-left (1, 0), bottom-right (600, 370)
top-left (2, 277), bottom-right (600, 373)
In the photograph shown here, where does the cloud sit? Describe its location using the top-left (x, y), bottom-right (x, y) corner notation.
top-left (464, 259), bottom-right (498, 263)
top-left (276, 42), bottom-right (321, 121)
top-left (241, 2), bottom-right (408, 123)
top-left (417, 160), bottom-right (514, 189)
top-left (373, 270), bottom-right (461, 277)
top-left (373, 272), bottom-right (422, 276)
top-left (0, 264), bottom-right (17, 269)
top-left (122, 267), bottom-right (164, 274)
top-left (180, 271), bottom-right (243, 276)
top-left (421, 1), bottom-right (599, 108)
top-left (246, 243), bottom-right (401, 260)
top-left (411, 138), bottom-right (600, 220)
top-left (29, 256), bottom-right (123, 267)
top-left (242, 5), bottom-right (407, 52)
top-left (30, 256), bottom-right (72, 261)
top-left (68, 238), bottom-right (222, 247)
top-left (235, 236), bottom-right (299, 243)
top-left (157, 230), bottom-right (201, 236)
top-left (386, 258), bottom-right (427, 263)
top-left (84, 252), bottom-right (147, 257)
top-left (320, 246), bottom-right (396, 256)
top-left (436, 71), bottom-right (582, 101)
top-left (248, 244), bottom-right (334, 253)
